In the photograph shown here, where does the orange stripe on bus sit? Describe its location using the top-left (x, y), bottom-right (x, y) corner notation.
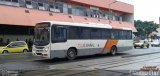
top-left (102, 39), bottom-right (118, 53)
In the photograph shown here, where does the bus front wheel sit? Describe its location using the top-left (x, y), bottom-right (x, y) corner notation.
top-left (67, 48), bottom-right (77, 60)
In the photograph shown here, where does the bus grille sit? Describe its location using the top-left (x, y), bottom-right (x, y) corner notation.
top-left (36, 53), bottom-right (42, 55)
top-left (36, 50), bottom-right (43, 52)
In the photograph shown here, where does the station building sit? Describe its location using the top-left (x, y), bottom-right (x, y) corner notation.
top-left (0, 0), bottom-right (136, 44)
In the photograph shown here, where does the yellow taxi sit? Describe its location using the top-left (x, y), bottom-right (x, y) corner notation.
top-left (0, 41), bottom-right (29, 54)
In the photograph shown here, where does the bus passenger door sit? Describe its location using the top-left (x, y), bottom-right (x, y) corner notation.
top-left (51, 26), bottom-right (67, 58)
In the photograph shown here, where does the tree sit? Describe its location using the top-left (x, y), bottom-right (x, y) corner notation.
top-left (134, 20), bottom-right (159, 39)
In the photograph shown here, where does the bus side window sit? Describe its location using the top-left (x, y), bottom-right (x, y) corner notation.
top-left (54, 26), bottom-right (67, 42)
top-left (126, 30), bottom-right (132, 39)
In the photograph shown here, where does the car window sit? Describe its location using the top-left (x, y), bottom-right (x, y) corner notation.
top-left (15, 42), bottom-right (26, 46)
top-left (8, 43), bottom-right (17, 47)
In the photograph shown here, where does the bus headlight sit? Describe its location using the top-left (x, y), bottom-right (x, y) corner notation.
top-left (44, 47), bottom-right (49, 52)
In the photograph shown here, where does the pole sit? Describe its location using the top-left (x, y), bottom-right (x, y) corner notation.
top-left (108, 0), bottom-right (117, 24)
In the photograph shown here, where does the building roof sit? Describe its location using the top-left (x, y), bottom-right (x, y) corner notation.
top-left (70, 0), bottom-right (133, 13)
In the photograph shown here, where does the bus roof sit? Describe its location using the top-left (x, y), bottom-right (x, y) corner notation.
top-left (37, 21), bottom-right (132, 31)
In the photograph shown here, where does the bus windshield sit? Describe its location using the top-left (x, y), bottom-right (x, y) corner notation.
top-left (34, 23), bottom-right (50, 46)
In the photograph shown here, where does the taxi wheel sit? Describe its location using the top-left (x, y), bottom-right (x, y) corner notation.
top-left (2, 50), bottom-right (9, 54)
top-left (23, 49), bottom-right (28, 53)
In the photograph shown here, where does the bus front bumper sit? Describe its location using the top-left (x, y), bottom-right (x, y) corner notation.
top-left (32, 51), bottom-right (50, 59)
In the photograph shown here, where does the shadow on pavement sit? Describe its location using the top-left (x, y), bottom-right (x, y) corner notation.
top-left (34, 53), bottom-right (128, 65)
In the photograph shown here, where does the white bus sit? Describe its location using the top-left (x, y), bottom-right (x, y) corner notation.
top-left (32, 21), bottom-right (133, 60)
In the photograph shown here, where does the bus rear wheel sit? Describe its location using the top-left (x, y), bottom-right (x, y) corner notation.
top-left (67, 48), bottom-right (77, 60)
top-left (110, 46), bottom-right (117, 56)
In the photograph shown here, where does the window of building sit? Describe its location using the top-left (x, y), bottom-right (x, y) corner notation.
top-left (12, 0), bottom-right (18, 3)
top-left (19, 0), bottom-right (25, 7)
top-left (62, 3), bottom-right (68, 14)
top-left (38, 2), bottom-right (45, 10)
top-left (105, 13), bottom-right (109, 20)
top-left (87, 9), bottom-right (101, 18)
top-left (72, 6), bottom-right (85, 16)
top-left (43, 0), bottom-right (50, 11)
top-left (4, 0), bottom-right (12, 5)
top-left (115, 15), bottom-right (122, 21)
top-left (44, 3), bottom-right (49, 11)
top-left (32, 1), bottom-right (38, 9)
top-left (12, 0), bottom-right (19, 6)
top-left (101, 12), bottom-right (106, 19)
top-left (5, 0), bottom-right (11, 2)
top-left (86, 9), bottom-right (92, 17)
top-left (54, 2), bottom-right (63, 13)
top-left (71, 7), bottom-right (76, 15)
top-left (108, 12), bottom-right (114, 20)
top-left (0, 0), bottom-right (4, 5)
top-left (26, 0), bottom-right (33, 8)
top-left (49, 2), bottom-right (54, 12)
top-left (68, 5), bottom-right (72, 14)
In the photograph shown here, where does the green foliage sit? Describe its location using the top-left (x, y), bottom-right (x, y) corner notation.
top-left (134, 20), bottom-right (159, 38)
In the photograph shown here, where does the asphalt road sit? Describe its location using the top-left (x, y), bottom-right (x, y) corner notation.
top-left (1, 46), bottom-right (160, 76)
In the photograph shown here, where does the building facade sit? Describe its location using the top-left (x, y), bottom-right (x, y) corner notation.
top-left (0, 0), bottom-right (136, 44)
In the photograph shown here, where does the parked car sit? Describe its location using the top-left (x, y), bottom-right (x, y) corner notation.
top-left (134, 40), bottom-right (149, 48)
top-left (151, 40), bottom-right (160, 47)
top-left (0, 41), bottom-right (29, 54)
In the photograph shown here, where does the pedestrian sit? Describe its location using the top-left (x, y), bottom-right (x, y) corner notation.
top-left (6, 39), bottom-right (10, 45)
top-left (25, 39), bottom-right (28, 44)
top-left (16, 38), bottom-right (19, 41)
top-left (28, 38), bottom-right (33, 51)
top-left (0, 38), bottom-right (3, 46)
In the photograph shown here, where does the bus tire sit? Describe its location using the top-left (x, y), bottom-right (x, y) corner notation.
top-left (110, 46), bottom-right (117, 56)
top-left (67, 48), bottom-right (77, 60)
top-left (141, 45), bottom-right (144, 48)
